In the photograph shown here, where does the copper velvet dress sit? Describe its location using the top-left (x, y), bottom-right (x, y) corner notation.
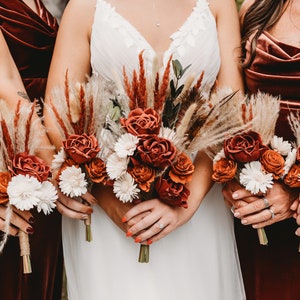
top-left (0, 1), bottom-right (63, 299)
top-left (236, 31), bottom-right (300, 300)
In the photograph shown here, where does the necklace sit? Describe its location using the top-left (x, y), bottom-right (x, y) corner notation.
top-left (152, 0), bottom-right (160, 28)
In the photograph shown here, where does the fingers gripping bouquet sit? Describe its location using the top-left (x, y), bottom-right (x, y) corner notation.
top-left (47, 74), bottom-right (111, 242)
top-left (0, 100), bottom-right (58, 274)
top-left (212, 93), bottom-right (294, 245)
top-left (97, 52), bottom-right (247, 262)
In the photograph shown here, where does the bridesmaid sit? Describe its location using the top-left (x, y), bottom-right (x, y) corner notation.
top-left (0, 1), bottom-right (63, 299)
top-left (223, 0), bottom-right (300, 299)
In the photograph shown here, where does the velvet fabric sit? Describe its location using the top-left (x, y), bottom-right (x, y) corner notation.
top-left (237, 31), bottom-right (300, 300)
top-left (0, 1), bottom-right (63, 300)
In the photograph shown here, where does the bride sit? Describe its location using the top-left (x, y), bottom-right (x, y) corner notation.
top-left (44, 0), bottom-right (245, 299)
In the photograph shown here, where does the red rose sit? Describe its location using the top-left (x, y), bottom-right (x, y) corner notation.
top-left (155, 176), bottom-right (189, 208)
top-left (10, 152), bottom-right (50, 182)
top-left (212, 158), bottom-right (237, 183)
top-left (169, 152), bottom-right (194, 184)
top-left (120, 108), bottom-right (161, 136)
top-left (284, 165), bottom-right (300, 188)
top-left (85, 157), bottom-right (108, 184)
top-left (260, 149), bottom-right (285, 180)
top-left (136, 136), bottom-right (177, 168)
top-left (63, 133), bottom-right (100, 164)
top-left (0, 172), bottom-right (11, 204)
top-left (224, 131), bottom-right (266, 163)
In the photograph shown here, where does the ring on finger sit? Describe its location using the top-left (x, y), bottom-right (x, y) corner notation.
top-left (263, 197), bottom-right (270, 208)
top-left (268, 208), bottom-right (275, 219)
top-left (157, 223), bottom-right (164, 230)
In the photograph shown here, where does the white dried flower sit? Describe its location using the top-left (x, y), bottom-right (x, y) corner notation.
top-left (213, 149), bottom-right (225, 163)
top-left (283, 148), bottom-right (297, 176)
top-left (270, 136), bottom-right (292, 156)
top-left (106, 153), bottom-right (128, 179)
top-left (114, 133), bottom-right (139, 158)
top-left (113, 173), bottom-right (140, 203)
top-left (36, 181), bottom-right (57, 215)
top-left (51, 148), bottom-right (66, 172)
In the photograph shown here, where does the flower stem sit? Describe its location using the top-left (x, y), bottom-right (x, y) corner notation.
top-left (138, 244), bottom-right (150, 263)
top-left (19, 231), bottom-right (32, 274)
top-left (85, 215), bottom-right (92, 242)
top-left (257, 228), bottom-right (268, 245)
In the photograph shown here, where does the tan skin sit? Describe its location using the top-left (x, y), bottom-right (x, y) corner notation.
top-left (44, 0), bottom-right (243, 244)
top-left (222, 0), bottom-right (300, 230)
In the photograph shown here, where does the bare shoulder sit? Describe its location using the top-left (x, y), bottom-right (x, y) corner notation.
top-left (207, 0), bottom-right (239, 19)
top-left (239, 0), bottom-right (255, 17)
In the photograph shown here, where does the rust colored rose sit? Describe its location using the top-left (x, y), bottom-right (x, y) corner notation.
top-left (11, 152), bottom-right (50, 182)
top-left (155, 176), bottom-right (189, 208)
top-left (284, 165), bottom-right (300, 188)
top-left (128, 157), bottom-right (156, 192)
top-left (212, 158), bottom-right (237, 183)
top-left (63, 133), bottom-right (100, 164)
top-left (0, 172), bottom-right (11, 204)
top-left (224, 131), bottom-right (266, 163)
top-left (85, 157), bottom-right (108, 184)
top-left (120, 108), bottom-right (161, 136)
top-left (260, 149), bottom-right (285, 179)
top-left (169, 153), bottom-right (194, 184)
top-left (136, 136), bottom-right (177, 168)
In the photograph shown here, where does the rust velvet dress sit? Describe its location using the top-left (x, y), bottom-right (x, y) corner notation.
top-left (0, 1), bottom-right (63, 299)
top-left (236, 31), bottom-right (300, 300)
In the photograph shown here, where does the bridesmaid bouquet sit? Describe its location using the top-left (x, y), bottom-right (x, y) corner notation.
top-left (48, 75), bottom-right (111, 242)
top-left (212, 92), bottom-right (294, 245)
top-left (0, 100), bottom-right (57, 274)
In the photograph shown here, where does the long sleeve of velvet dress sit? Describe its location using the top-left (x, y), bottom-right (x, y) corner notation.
top-left (0, 1), bottom-right (63, 299)
top-left (236, 31), bottom-right (300, 300)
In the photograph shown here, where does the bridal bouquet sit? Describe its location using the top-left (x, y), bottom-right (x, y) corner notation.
top-left (47, 74), bottom-right (111, 242)
top-left (212, 92), bottom-right (294, 245)
top-left (95, 53), bottom-right (247, 262)
top-left (0, 100), bottom-right (57, 273)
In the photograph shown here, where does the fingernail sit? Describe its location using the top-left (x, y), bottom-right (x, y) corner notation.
top-left (296, 230), bottom-right (300, 236)
top-left (135, 237), bottom-right (141, 243)
top-left (91, 198), bottom-right (97, 204)
top-left (232, 192), bottom-right (239, 199)
top-left (29, 217), bottom-right (35, 224)
top-left (121, 216), bottom-right (127, 223)
top-left (234, 211), bottom-right (240, 218)
top-left (147, 240), bottom-right (153, 245)
top-left (26, 227), bottom-right (34, 234)
top-left (252, 225), bottom-right (258, 229)
top-left (241, 219), bottom-right (248, 225)
top-left (126, 231), bottom-right (133, 237)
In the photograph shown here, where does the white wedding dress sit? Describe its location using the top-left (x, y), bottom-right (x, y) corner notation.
top-left (62, 0), bottom-right (245, 299)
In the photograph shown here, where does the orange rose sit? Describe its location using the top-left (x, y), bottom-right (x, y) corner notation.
top-left (120, 108), bottom-right (161, 136)
top-left (10, 152), bottom-right (50, 182)
top-left (0, 172), bottom-right (11, 204)
top-left (136, 136), bottom-right (177, 168)
top-left (128, 158), bottom-right (155, 192)
top-left (155, 176), bottom-right (189, 208)
top-left (63, 133), bottom-right (100, 164)
top-left (212, 158), bottom-right (237, 183)
top-left (260, 149), bottom-right (285, 179)
top-left (169, 153), bottom-right (194, 184)
top-left (224, 131), bottom-right (266, 163)
top-left (284, 165), bottom-right (300, 188)
top-left (85, 157), bottom-right (108, 184)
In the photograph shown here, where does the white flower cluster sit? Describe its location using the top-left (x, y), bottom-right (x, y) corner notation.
top-left (7, 174), bottom-right (57, 214)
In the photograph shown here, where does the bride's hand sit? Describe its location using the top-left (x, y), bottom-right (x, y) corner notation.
top-left (55, 183), bottom-right (96, 220)
top-left (123, 199), bottom-right (188, 244)
top-left (0, 204), bottom-right (34, 236)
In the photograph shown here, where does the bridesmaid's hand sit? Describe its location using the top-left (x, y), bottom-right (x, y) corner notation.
top-left (55, 181), bottom-right (96, 220)
top-left (294, 198), bottom-right (300, 236)
top-left (0, 205), bottom-right (34, 236)
top-left (123, 199), bottom-right (189, 244)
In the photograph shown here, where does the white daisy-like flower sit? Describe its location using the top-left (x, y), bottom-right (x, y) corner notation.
top-left (51, 148), bottom-right (66, 172)
top-left (113, 173), bottom-right (140, 203)
top-left (159, 127), bottom-right (181, 147)
top-left (59, 166), bottom-right (87, 197)
top-left (106, 153), bottom-right (128, 179)
top-left (114, 133), bottom-right (139, 158)
top-left (97, 128), bottom-right (117, 160)
top-left (7, 174), bottom-right (42, 211)
top-left (239, 161), bottom-right (273, 194)
top-left (36, 181), bottom-right (58, 215)
top-left (213, 149), bottom-right (225, 163)
top-left (270, 136), bottom-right (292, 156)
top-left (283, 148), bottom-right (297, 175)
